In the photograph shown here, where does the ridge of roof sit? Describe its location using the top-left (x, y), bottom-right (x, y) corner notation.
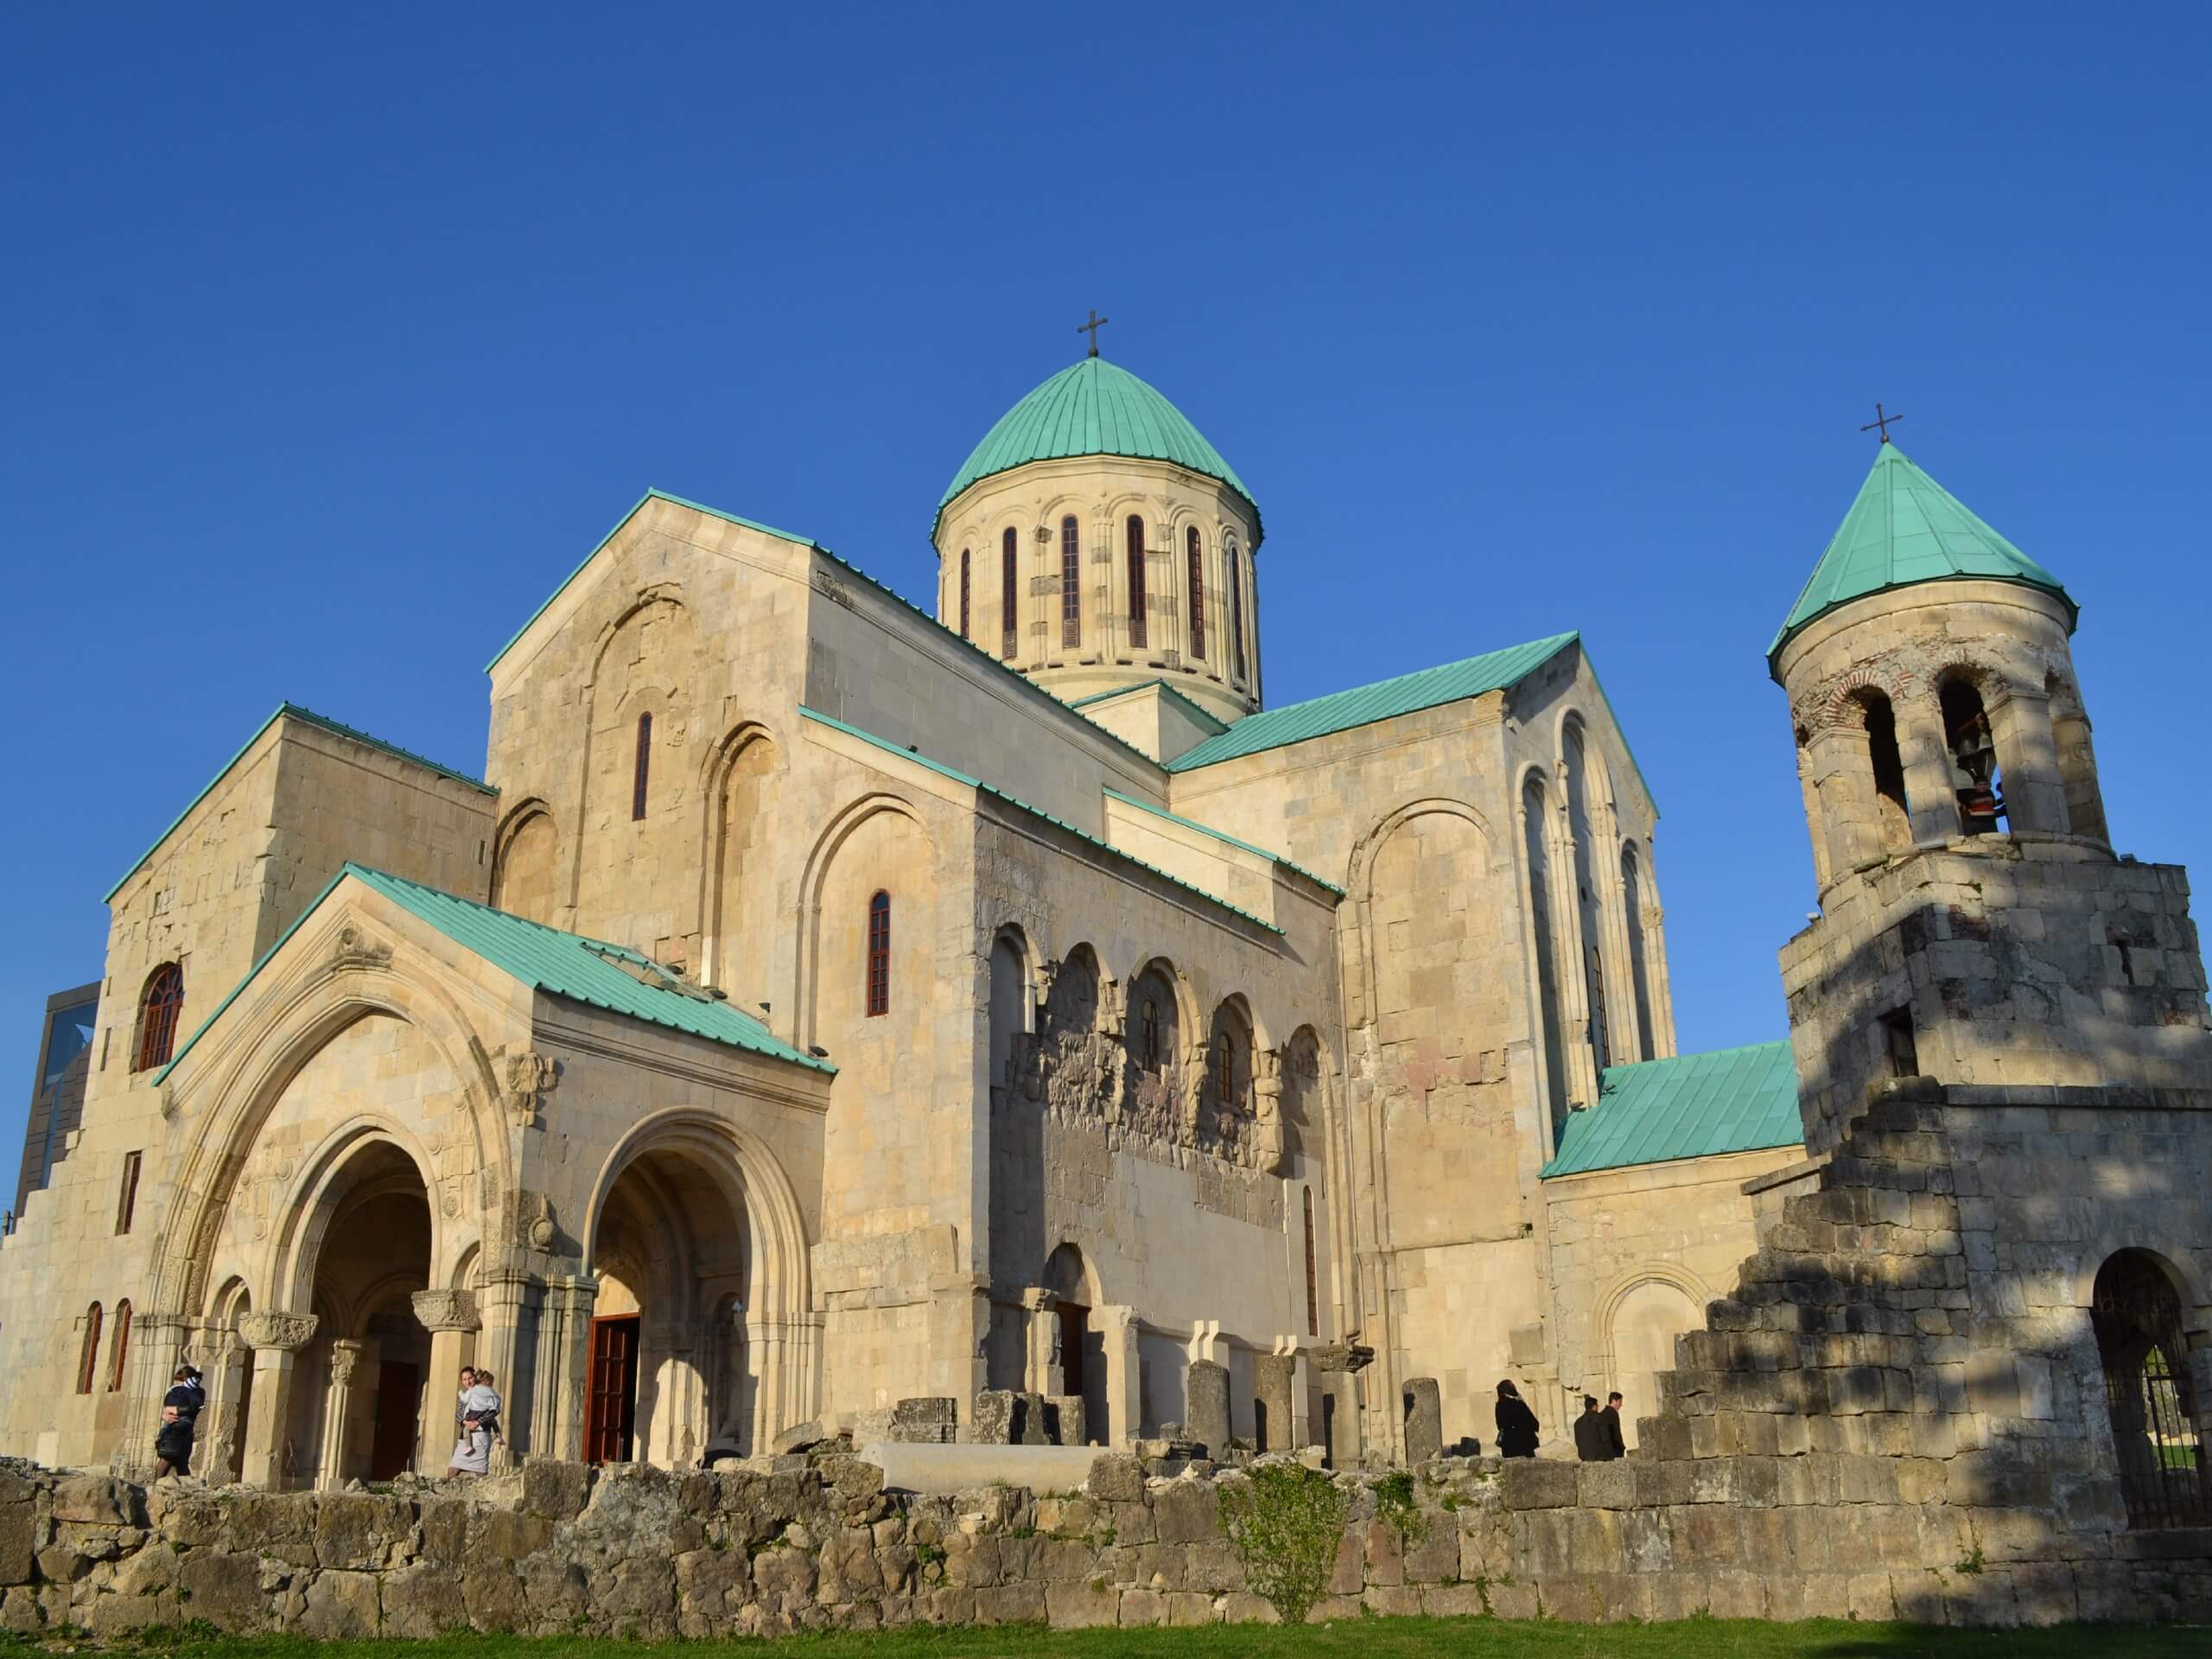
top-left (157, 864), bottom-right (831, 1084)
top-left (934, 358), bottom-right (1261, 544)
top-left (1540, 1039), bottom-right (1803, 1179)
top-left (486, 489), bottom-right (817, 673)
top-left (1164, 632), bottom-right (1580, 772)
top-left (1066, 677), bottom-right (1232, 735)
top-left (1102, 787), bottom-right (1344, 896)
top-left (105, 704), bottom-right (494, 904)
top-left (798, 707), bottom-right (1283, 937)
top-left (1766, 445), bottom-right (2077, 675)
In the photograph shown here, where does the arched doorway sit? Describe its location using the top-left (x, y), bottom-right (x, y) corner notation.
top-left (283, 1140), bottom-right (434, 1487)
top-left (2092, 1249), bottom-right (2210, 1528)
top-left (1606, 1278), bottom-right (1701, 1451)
top-left (1043, 1243), bottom-right (1104, 1445)
top-left (589, 1144), bottom-right (752, 1467)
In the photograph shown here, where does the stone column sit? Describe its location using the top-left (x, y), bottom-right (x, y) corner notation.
top-left (1313, 1338), bottom-right (1374, 1471)
top-left (1986, 684), bottom-right (2069, 834)
top-left (237, 1311), bottom-right (317, 1488)
top-left (1253, 1351), bottom-right (1296, 1453)
top-left (1185, 1359), bottom-right (1230, 1456)
top-left (1897, 697), bottom-right (1960, 845)
top-left (1095, 1304), bottom-right (1141, 1449)
top-left (194, 1330), bottom-right (248, 1486)
top-left (315, 1339), bottom-right (366, 1491)
top-left (1402, 1376), bottom-right (1443, 1464)
top-left (411, 1289), bottom-right (480, 1473)
top-left (476, 1269), bottom-right (537, 1471)
top-left (1021, 1288), bottom-right (1065, 1395)
top-left (531, 1280), bottom-right (600, 1465)
top-left (1806, 724), bottom-right (1884, 874)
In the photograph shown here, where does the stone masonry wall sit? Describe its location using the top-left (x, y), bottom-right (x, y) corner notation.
top-left (3, 1435), bottom-right (2204, 1639)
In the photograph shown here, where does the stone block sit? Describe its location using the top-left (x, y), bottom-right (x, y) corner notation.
top-left (382, 1560), bottom-right (469, 1638)
top-left (175, 1549), bottom-right (267, 1632)
top-left (1045, 1396), bottom-right (1086, 1448)
top-left (1164, 1590), bottom-right (1216, 1624)
top-left (971, 1390), bottom-right (1050, 1446)
top-left (1221, 1591), bottom-right (1279, 1624)
top-left (0, 1506), bottom-right (34, 1586)
top-left (1116, 1586), bottom-right (1166, 1625)
top-left (1500, 1459), bottom-right (1579, 1510)
top-left (1184, 1362), bottom-right (1230, 1457)
top-left (1402, 1512), bottom-right (1460, 1583)
top-left (891, 1397), bottom-right (959, 1445)
top-left (970, 1582), bottom-right (1045, 1624)
top-left (519, 1458), bottom-right (595, 1519)
top-left (1362, 1517), bottom-right (1402, 1586)
top-left (49, 1476), bottom-right (140, 1529)
top-left (1044, 1578), bottom-right (1118, 1628)
top-left (315, 1491), bottom-right (415, 1570)
top-left (1402, 1377), bottom-right (1442, 1464)
top-left (1152, 1480), bottom-right (1219, 1545)
top-left (1577, 1460), bottom-right (1636, 1510)
top-left (299, 1568), bottom-right (382, 1638)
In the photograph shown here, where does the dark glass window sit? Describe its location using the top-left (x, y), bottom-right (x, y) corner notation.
top-left (1141, 998), bottom-right (1160, 1070)
top-left (866, 891), bottom-right (891, 1017)
top-left (1060, 517), bottom-right (1081, 647)
top-left (959, 550), bottom-right (971, 639)
top-left (108, 1300), bottom-right (131, 1391)
top-left (134, 964), bottom-right (184, 1073)
top-left (1187, 526), bottom-right (1206, 658)
top-left (1302, 1186), bottom-right (1319, 1336)
top-left (76, 1304), bottom-right (101, 1395)
top-left (1229, 550), bottom-right (1248, 679)
top-left (1001, 527), bottom-right (1019, 660)
top-left (116, 1151), bottom-right (142, 1235)
top-left (632, 712), bottom-right (652, 821)
top-left (1126, 517), bottom-right (1147, 650)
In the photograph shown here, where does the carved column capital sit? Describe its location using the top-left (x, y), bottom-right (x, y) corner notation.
top-left (327, 1338), bottom-right (366, 1387)
top-left (239, 1311), bottom-right (319, 1353)
top-left (410, 1288), bottom-right (480, 1333)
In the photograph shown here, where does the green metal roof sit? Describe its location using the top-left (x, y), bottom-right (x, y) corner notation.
top-left (1767, 445), bottom-right (2076, 673)
top-left (487, 489), bottom-right (817, 672)
top-left (158, 864), bottom-right (830, 1084)
top-left (1540, 1040), bottom-right (1803, 1179)
top-left (798, 707), bottom-right (1283, 936)
top-left (935, 359), bottom-right (1261, 543)
top-left (1164, 632), bottom-right (1580, 772)
top-left (105, 704), bottom-right (494, 904)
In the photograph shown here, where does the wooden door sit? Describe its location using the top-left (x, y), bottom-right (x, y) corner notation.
top-left (585, 1315), bottom-right (640, 1465)
top-left (369, 1360), bottom-right (420, 1479)
top-left (1058, 1303), bottom-right (1089, 1397)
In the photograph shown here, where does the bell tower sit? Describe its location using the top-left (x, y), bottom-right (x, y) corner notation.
top-left (1768, 444), bottom-right (2208, 1152)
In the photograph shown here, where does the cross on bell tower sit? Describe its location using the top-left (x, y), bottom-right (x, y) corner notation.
top-left (1076, 308), bottom-right (1109, 358)
top-left (1860, 402), bottom-right (1904, 444)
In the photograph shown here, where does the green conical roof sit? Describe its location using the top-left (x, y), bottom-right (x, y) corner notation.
top-left (936, 358), bottom-right (1260, 543)
top-left (1767, 444), bottom-right (2075, 674)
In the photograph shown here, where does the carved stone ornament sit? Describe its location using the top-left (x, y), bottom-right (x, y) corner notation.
top-left (327, 1338), bottom-right (365, 1386)
top-left (332, 923), bottom-right (393, 975)
top-left (528, 1191), bottom-right (558, 1252)
top-left (238, 1311), bottom-right (319, 1352)
top-left (410, 1288), bottom-right (480, 1332)
top-left (499, 1047), bottom-right (560, 1129)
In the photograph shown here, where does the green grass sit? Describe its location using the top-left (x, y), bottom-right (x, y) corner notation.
top-left (43, 1618), bottom-right (2205, 1659)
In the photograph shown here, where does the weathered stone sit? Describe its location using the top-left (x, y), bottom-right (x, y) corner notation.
top-left (890, 1398), bottom-right (957, 1445)
top-left (1500, 1459), bottom-right (1580, 1510)
top-left (0, 1506), bottom-right (34, 1586)
top-left (297, 1568), bottom-right (381, 1638)
top-left (380, 1560), bottom-right (469, 1639)
top-left (1401, 1377), bottom-right (1442, 1464)
top-left (1085, 1454), bottom-right (1144, 1503)
top-left (1184, 1363), bottom-right (1230, 1459)
top-left (1151, 1479), bottom-right (1219, 1545)
top-left (1044, 1576), bottom-right (1119, 1628)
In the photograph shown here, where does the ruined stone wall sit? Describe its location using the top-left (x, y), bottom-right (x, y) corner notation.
top-left (4, 1436), bottom-right (2203, 1639)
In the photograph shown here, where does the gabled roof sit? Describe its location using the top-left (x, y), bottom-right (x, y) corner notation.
top-left (1102, 787), bottom-right (1343, 895)
top-left (159, 864), bottom-right (830, 1083)
top-left (1540, 1040), bottom-right (1803, 1179)
top-left (105, 704), bottom-right (493, 903)
top-left (936, 358), bottom-right (1261, 543)
top-left (1163, 632), bottom-right (1580, 772)
top-left (1767, 445), bottom-right (2076, 673)
top-left (798, 708), bottom-right (1284, 936)
top-left (1067, 677), bottom-right (1230, 735)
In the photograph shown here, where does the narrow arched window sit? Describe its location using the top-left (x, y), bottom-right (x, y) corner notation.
top-left (1857, 692), bottom-right (1911, 851)
top-left (1001, 527), bottom-right (1020, 660)
top-left (1125, 516), bottom-right (1148, 650)
top-left (1213, 1033), bottom-right (1233, 1104)
top-left (1229, 549), bottom-right (1248, 680)
top-left (959, 549), bottom-right (971, 639)
top-left (631, 712), bottom-right (652, 821)
top-left (76, 1304), bottom-right (102, 1395)
top-left (134, 963), bottom-right (184, 1072)
top-left (1622, 847), bottom-right (1657, 1063)
top-left (1141, 998), bottom-right (1160, 1070)
top-left (1941, 678), bottom-right (2004, 836)
top-left (1302, 1185), bottom-right (1319, 1337)
top-left (1059, 517), bottom-right (1081, 648)
top-left (108, 1300), bottom-right (131, 1391)
top-left (1184, 526), bottom-right (1208, 659)
top-left (865, 891), bottom-right (891, 1017)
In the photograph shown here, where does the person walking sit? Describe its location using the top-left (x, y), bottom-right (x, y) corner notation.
top-left (1602, 1391), bottom-right (1628, 1459)
top-left (1573, 1395), bottom-right (1614, 1461)
top-left (1494, 1380), bottom-right (1540, 1459)
top-left (151, 1364), bottom-right (204, 1478)
top-left (446, 1365), bottom-right (498, 1478)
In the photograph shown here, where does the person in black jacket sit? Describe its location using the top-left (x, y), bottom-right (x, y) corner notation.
top-left (1494, 1380), bottom-right (1540, 1459)
top-left (1602, 1391), bottom-right (1628, 1459)
top-left (152, 1365), bottom-right (204, 1478)
top-left (1573, 1395), bottom-right (1616, 1461)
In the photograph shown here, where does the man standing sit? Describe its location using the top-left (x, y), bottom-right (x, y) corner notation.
top-left (1602, 1391), bottom-right (1628, 1459)
top-left (1573, 1394), bottom-right (1612, 1462)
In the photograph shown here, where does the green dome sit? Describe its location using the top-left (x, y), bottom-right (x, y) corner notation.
top-left (935, 358), bottom-right (1261, 543)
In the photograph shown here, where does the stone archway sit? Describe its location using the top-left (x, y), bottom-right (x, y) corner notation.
top-left (278, 1137), bottom-right (435, 1488)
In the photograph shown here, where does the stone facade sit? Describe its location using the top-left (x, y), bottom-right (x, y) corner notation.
top-left (4, 359), bottom-right (2206, 1621)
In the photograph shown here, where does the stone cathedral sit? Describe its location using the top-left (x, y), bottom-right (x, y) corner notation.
top-left (3, 347), bottom-right (2205, 1520)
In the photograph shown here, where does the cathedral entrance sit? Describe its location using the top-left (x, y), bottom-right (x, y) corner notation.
top-left (585, 1314), bottom-right (641, 1464)
top-left (282, 1138), bottom-right (433, 1487)
top-left (589, 1138), bottom-right (752, 1466)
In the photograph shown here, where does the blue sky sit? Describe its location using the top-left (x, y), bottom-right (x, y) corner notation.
top-left (3, 4), bottom-right (2208, 1206)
